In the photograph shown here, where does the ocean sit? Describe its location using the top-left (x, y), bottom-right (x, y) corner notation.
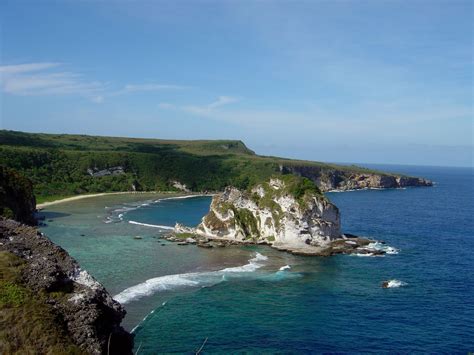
top-left (39, 164), bottom-right (474, 353)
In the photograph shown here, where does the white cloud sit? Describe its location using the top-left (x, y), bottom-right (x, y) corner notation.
top-left (208, 96), bottom-right (240, 109)
top-left (122, 83), bottom-right (187, 93)
top-left (91, 95), bottom-right (104, 104)
top-left (2, 72), bottom-right (104, 96)
top-left (0, 62), bottom-right (60, 74)
top-left (167, 96), bottom-right (240, 116)
top-left (0, 62), bottom-right (188, 103)
top-left (0, 62), bottom-right (106, 101)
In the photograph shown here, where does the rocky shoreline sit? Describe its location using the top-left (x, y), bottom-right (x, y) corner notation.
top-left (280, 164), bottom-right (433, 192)
top-left (0, 218), bottom-right (133, 354)
top-left (163, 229), bottom-right (389, 257)
top-left (162, 176), bottom-right (401, 258)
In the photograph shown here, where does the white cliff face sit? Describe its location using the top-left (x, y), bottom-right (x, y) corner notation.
top-left (171, 180), bottom-right (191, 192)
top-left (196, 177), bottom-right (341, 250)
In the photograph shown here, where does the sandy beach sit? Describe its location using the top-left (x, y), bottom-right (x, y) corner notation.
top-left (36, 191), bottom-right (166, 209)
top-left (36, 191), bottom-right (215, 209)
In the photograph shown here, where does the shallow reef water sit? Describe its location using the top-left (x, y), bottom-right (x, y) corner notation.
top-left (40, 165), bottom-right (474, 353)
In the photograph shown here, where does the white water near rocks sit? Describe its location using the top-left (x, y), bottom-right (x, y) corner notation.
top-left (385, 279), bottom-right (408, 288)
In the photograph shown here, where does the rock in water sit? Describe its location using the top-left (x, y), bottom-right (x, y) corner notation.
top-left (196, 176), bottom-right (342, 254)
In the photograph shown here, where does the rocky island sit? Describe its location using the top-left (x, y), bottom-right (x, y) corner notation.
top-left (171, 175), bottom-right (390, 256)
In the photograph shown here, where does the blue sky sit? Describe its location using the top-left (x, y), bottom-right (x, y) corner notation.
top-left (1, 0), bottom-right (472, 167)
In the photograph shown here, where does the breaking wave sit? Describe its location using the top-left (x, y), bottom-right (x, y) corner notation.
top-left (366, 242), bottom-right (399, 254)
top-left (353, 241), bottom-right (399, 257)
top-left (384, 279), bottom-right (408, 288)
top-left (157, 194), bottom-right (211, 202)
top-left (104, 194), bottom-right (210, 224)
top-left (128, 221), bottom-right (174, 230)
top-left (114, 253), bottom-right (269, 304)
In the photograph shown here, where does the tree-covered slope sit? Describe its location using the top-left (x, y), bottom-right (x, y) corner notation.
top-left (0, 166), bottom-right (36, 224)
top-left (0, 130), bottom-right (431, 201)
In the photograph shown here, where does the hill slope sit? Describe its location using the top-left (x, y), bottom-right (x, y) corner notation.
top-left (0, 130), bottom-right (431, 201)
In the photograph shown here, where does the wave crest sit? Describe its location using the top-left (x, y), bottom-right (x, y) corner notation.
top-left (128, 221), bottom-right (174, 230)
top-left (114, 253), bottom-right (268, 304)
top-left (383, 279), bottom-right (407, 288)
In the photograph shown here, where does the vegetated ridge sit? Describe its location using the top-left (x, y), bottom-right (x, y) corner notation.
top-left (0, 130), bottom-right (432, 203)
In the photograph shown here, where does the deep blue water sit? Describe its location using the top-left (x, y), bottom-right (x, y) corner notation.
top-left (131, 165), bottom-right (474, 353)
top-left (41, 165), bottom-right (474, 353)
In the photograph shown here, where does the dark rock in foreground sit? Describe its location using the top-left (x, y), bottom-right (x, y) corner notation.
top-left (0, 218), bottom-right (133, 354)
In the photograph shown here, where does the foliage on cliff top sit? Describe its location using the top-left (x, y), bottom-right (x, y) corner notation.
top-left (0, 166), bottom-right (36, 225)
top-left (1, 129), bottom-right (406, 200)
top-left (0, 251), bottom-right (84, 354)
top-left (252, 174), bottom-right (325, 209)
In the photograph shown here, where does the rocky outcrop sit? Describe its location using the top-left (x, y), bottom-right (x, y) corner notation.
top-left (279, 164), bottom-right (432, 192)
top-left (195, 176), bottom-right (345, 254)
top-left (0, 166), bottom-right (36, 225)
top-left (87, 166), bottom-right (125, 177)
top-left (0, 218), bottom-right (133, 354)
top-left (171, 180), bottom-right (191, 192)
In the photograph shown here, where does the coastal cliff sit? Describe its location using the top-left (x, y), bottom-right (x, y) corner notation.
top-left (191, 176), bottom-right (380, 256)
top-left (1, 130), bottom-right (432, 199)
top-left (280, 164), bottom-right (432, 192)
top-left (0, 218), bottom-right (133, 354)
top-left (0, 166), bottom-right (37, 225)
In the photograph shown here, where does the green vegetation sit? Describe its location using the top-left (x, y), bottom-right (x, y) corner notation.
top-left (204, 210), bottom-right (229, 230)
top-left (232, 207), bottom-right (260, 239)
top-left (173, 232), bottom-right (197, 239)
top-left (0, 130), bottom-right (396, 201)
top-left (0, 251), bottom-right (83, 354)
top-left (0, 281), bottom-right (26, 308)
top-left (253, 174), bottom-right (322, 211)
top-left (0, 166), bottom-right (36, 224)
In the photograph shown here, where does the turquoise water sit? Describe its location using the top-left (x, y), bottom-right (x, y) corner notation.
top-left (40, 165), bottom-right (474, 352)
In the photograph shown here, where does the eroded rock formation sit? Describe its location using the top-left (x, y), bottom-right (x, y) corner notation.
top-left (279, 164), bottom-right (432, 191)
top-left (195, 176), bottom-right (345, 254)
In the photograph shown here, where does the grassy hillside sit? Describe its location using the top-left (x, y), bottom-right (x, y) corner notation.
top-left (0, 251), bottom-right (84, 354)
top-left (0, 130), bottom-right (391, 200)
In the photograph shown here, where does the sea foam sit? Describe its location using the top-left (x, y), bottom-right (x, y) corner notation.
top-left (353, 241), bottom-right (399, 257)
top-left (384, 279), bottom-right (407, 288)
top-left (114, 253), bottom-right (268, 304)
top-left (128, 221), bottom-right (174, 230)
top-left (104, 194), bottom-right (210, 225)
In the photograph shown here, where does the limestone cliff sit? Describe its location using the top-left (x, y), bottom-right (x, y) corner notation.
top-left (279, 164), bottom-right (432, 192)
top-left (0, 218), bottom-right (133, 354)
top-left (196, 176), bottom-right (343, 254)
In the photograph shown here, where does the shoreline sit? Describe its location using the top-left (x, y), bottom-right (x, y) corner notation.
top-left (36, 183), bottom-right (433, 210)
top-left (36, 191), bottom-right (203, 210)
